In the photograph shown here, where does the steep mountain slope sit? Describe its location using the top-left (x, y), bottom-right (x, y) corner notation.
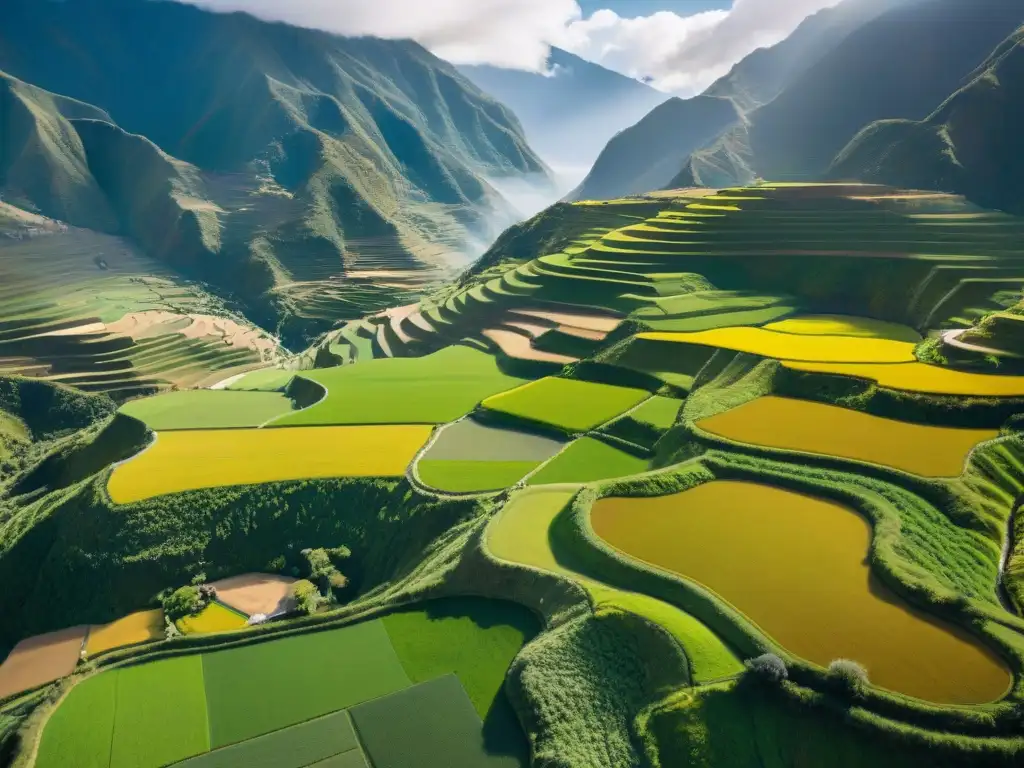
top-left (459, 48), bottom-right (669, 171)
top-left (829, 26), bottom-right (1024, 215)
top-left (0, 0), bottom-right (547, 345)
top-left (675, 0), bottom-right (1024, 188)
top-left (570, 0), bottom-right (903, 201)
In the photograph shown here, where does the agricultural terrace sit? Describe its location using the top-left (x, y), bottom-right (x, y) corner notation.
top-left (629, 395), bottom-right (684, 430)
top-left (637, 328), bottom-right (917, 363)
top-left (481, 377), bottom-right (649, 434)
top-left (36, 601), bottom-right (535, 767)
top-left (273, 346), bottom-right (526, 426)
top-left (0, 626), bottom-right (86, 700)
top-left (224, 368), bottom-right (295, 391)
top-left (783, 360), bottom-right (1024, 396)
top-left (590, 481), bottom-right (1011, 704)
top-left (176, 603), bottom-right (248, 635)
top-left (762, 314), bottom-right (922, 342)
top-left (487, 488), bottom-right (743, 682)
top-left (208, 574), bottom-right (298, 617)
top-left (107, 425), bottom-right (432, 503)
top-left (118, 389), bottom-right (295, 430)
top-left (416, 417), bottom-right (564, 493)
top-left (528, 437), bottom-right (650, 486)
top-left (697, 396), bottom-right (996, 476)
top-left (86, 609), bottom-right (164, 656)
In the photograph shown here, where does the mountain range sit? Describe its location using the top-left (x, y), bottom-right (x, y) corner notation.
top-left (0, 0), bottom-right (548, 345)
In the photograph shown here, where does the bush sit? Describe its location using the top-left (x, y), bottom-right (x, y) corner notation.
top-left (826, 658), bottom-right (869, 697)
top-left (266, 555), bottom-right (286, 572)
top-left (292, 579), bottom-right (321, 615)
top-left (743, 653), bottom-right (788, 685)
top-left (162, 586), bottom-right (203, 621)
top-left (301, 546), bottom-right (350, 600)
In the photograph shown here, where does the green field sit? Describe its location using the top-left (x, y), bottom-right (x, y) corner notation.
top-left (417, 459), bottom-right (540, 492)
top-left (274, 346), bottom-right (526, 426)
top-left (629, 395), bottom-right (683, 430)
top-left (203, 619), bottom-right (411, 747)
top-left (119, 389), bottom-right (294, 430)
top-left (174, 709), bottom-right (362, 768)
top-left (529, 438), bottom-right (650, 485)
top-left (35, 672), bottom-right (118, 768)
top-left (350, 675), bottom-right (520, 768)
top-left (482, 378), bottom-right (649, 433)
top-left (225, 368), bottom-right (295, 392)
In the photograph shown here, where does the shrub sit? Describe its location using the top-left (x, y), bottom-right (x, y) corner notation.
top-left (301, 546), bottom-right (350, 599)
top-left (164, 615), bottom-right (181, 640)
top-left (266, 555), bottom-right (286, 572)
top-left (162, 586), bottom-right (203, 621)
top-left (826, 658), bottom-right (869, 697)
top-left (743, 653), bottom-right (788, 685)
top-left (292, 579), bottom-right (321, 615)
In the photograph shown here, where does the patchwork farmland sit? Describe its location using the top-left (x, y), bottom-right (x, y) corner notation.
top-left (6, 183), bottom-right (1024, 768)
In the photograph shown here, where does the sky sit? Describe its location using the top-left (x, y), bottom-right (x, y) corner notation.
top-left (173, 0), bottom-right (846, 96)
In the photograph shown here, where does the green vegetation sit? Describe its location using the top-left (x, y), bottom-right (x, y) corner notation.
top-left (482, 378), bottom-right (649, 434)
top-left (225, 369), bottom-right (295, 392)
top-left (119, 390), bottom-right (294, 430)
top-left (276, 347), bottom-right (526, 426)
top-left (350, 675), bottom-right (518, 768)
top-left (529, 438), bottom-right (650, 486)
top-left (174, 710), bottom-right (360, 768)
top-left (417, 460), bottom-right (540, 493)
top-left (35, 672), bottom-right (117, 768)
top-left (202, 619), bottom-right (410, 747)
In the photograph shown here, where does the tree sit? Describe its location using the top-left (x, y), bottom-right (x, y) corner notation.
top-left (826, 658), bottom-right (869, 697)
top-left (743, 653), bottom-right (788, 685)
top-left (292, 579), bottom-right (321, 615)
top-left (162, 586), bottom-right (202, 621)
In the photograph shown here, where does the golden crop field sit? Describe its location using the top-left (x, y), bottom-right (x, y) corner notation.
top-left (698, 396), bottom-right (995, 476)
top-left (107, 425), bottom-right (434, 503)
top-left (783, 360), bottom-right (1024, 396)
top-left (591, 481), bottom-right (1010, 704)
top-left (637, 327), bottom-right (916, 363)
top-left (86, 609), bottom-right (164, 656)
top-left (762, 314), bottom-right (922, 343)
top-left (177, 603), bottom-right (249, 634)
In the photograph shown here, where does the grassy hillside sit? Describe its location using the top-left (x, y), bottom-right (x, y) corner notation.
top-left (570, 0), bottom-right (903, 201)
top-left (829, 26), bottom-right (1024, 216)
top-left (0, 0), bottom-right (549, 346)
top-left (674, 0), bottom-right (1024, 188)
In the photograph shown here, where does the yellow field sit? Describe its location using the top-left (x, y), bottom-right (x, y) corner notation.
top-left (176, 602), bottom-right (248, 634)
top-left (637, 327), bottom-right (915, 363)
top-left (698, 396), bottom-right (995, 477)
top-left (107, 425), bottom-right (434, 503)
top-left (86, 609), bottom-right (164, 656)
top-left (763, 315), bottom-right (922, 343)
top-left (783, 360), bottom-right (1024, 396)
top-left (591, 481), bottom-right (1010, 704)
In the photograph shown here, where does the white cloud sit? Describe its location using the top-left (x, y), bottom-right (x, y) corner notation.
top-left (173, 0), bottom-right (581, 72)
top-left (171, 0), bottom-right (844, 93)
top-left (560, 0), bottom-right (845, 95)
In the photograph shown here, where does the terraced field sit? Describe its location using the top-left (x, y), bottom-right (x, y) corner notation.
top-left (9, 183), bottom-right (1024, 768)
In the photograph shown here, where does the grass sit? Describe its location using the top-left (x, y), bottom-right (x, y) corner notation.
top-left (420, 418), bottom-right (564, 462)
top-left (591, 480), bottom-right (1011, 704)
top-left (629, 395), bottom-right (683, 430)
top-left (763, 314), bottom-right (922, 342)
top-left (202, 618), bottom-right (411, 747)
top-left (417, 460), bottom-right (540, 492)
top-left (35, 672), bottom-right (118, 768)
top-left (481, 378), bottom-right (649, 433)
top-left (176, 603), bottom-right (248, 634)
top-left (698, 395), bottom-right (997, 476)
top-left (107, 425), bottom-right (433, 503)
top-left (118, 390), bottom-right (295, 430)
top-left (784, 360), bottom-right (1024, 396)
top-left (528, 438), bottom-right (650, 486)
top-left (225, 369), bottom-right (295, 392)
top-left (110, 656), bottom-right (210, 768)
top-left (172, 709), bottom-right (360, 768)
top-left (638, 327), bottom-right (917, 363)
top-left (486, 488), bottom-right (741, 684)
top-left (274, 346), bottom-right (526, 426)
top-left (350, 675), bottom-right (518, 768)
top-left (86, 609), bottom-right (164, 655)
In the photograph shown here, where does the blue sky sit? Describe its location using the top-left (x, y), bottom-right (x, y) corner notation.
top-left (578, 1), bottom-right (732, 18)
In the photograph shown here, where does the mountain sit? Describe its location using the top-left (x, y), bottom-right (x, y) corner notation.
top-left (674, 0), bottom-right (1024, 188)
top-left (458, 48), bottom-right (669, 173)
top-left (829, 26), bottom-right (1024, 215)
top-left (0, 0), bottom-right (547, 346)
top-left (569, 0), bottom-right (904, 201)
